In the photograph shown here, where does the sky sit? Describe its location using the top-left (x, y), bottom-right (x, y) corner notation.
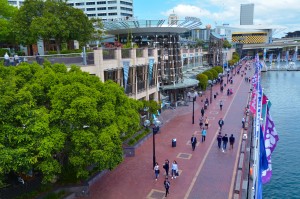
top-left (134, 0), bottom-right (300, 38)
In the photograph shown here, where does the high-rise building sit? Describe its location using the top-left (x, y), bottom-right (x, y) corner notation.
top-left (240, 3), bottom-right (254, 25)
top-left (7, 0), bottom-right (134, 20)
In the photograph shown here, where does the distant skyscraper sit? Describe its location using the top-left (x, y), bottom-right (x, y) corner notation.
top-left (240, 3), bottom-right (254, 25)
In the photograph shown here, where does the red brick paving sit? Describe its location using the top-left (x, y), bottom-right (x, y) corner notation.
top-left (86, 64), bottom-right (253, 199)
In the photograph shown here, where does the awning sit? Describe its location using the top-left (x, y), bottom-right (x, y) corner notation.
top-left (160, 78), bottom-right (199, 91)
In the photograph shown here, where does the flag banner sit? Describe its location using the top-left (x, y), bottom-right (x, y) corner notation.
top-left (148, 58), bottom-right (154, 85)
top-left (123, 61), bottom-right (130, 91)
top-left (250, 91), bottom-right (257, 114)
top-left (262, 107), bottom-right (279, 184)
top-left (263, 49), bottom-right (267, 61)
top-left (277, 53), bottom-right (281, 63)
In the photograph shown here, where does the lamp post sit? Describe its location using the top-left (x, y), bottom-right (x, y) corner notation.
top-left (208, 80), bottom-right (213, 104)
top-left (191, 91), bottom-right (197, 124)
top-left (145, 119), bottom-right (160, 168)
top-left (226, 68), bottom-right (230, 84)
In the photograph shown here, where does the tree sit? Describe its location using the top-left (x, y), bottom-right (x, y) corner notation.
top-left (208, 69), bottom-right (218, 79)
top-left (0, 63), bottom-right (142, 184)
top-left (0, 0), bottom-right (17, 43)
top-left (196, 73), bottom-right (208, 90)
top-left (223, 39), bottom-right (232, 49)
top-left (195, 38), bottom-right (204, 48)
top-left (13, 0), bottom-right (95, 53)
top-left (202, 70), bottom-right (213, 80)
top-left (213, 66), bottom-right (223, 74)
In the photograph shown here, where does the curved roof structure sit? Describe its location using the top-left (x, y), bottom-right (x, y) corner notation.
top-left (103, 18), bottom-right (202, 35)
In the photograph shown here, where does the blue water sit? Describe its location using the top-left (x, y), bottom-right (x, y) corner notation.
top-left (261, 71), bottom-right (300, 199)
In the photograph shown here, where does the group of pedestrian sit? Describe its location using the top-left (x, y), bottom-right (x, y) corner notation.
top-left (154, 160), bottom-right (179, 197)
top-left (217, 132), bottom-right (235, 152)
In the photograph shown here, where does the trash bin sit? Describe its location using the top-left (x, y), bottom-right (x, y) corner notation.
top-left (172, 138), bottom-right (176, 147)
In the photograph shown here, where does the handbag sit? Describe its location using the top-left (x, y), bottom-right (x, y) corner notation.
top-left (158, 169), bottom-right (160, 174)
top-left (175, 171), bottom-right (179, 176)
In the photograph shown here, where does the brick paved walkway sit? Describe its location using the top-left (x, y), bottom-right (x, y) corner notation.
top-left (85, 63), bottom-right (253, 199)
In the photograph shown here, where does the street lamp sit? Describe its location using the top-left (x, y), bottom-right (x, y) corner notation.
top-left (144, 119), bottom-right (160, 168)
top-left (190, 90), bottom-right (198, 124)
top-left (208, 80), bottom-right (213, 104)
top-left (226, 68), bottom-right (230, 84)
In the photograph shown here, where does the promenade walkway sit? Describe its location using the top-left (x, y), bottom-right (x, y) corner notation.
top-left (86, 63), bottom-right (253, 199)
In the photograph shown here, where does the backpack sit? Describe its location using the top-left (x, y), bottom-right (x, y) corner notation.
top-left (165, 181), bottom-right (170, 189)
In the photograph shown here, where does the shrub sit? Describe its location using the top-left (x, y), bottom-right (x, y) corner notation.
top-left (0, 49), bottom-right (10, 57)
top-left (213, 66), bottom-right (223, 74)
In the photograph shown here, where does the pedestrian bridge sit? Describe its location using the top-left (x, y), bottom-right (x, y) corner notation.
top-left (243, 41), bottom-right (300, 50)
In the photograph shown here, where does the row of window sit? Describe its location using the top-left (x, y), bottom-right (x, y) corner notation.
top-left (68, 1), bottom-right (132, 6)
top-left (86, 13), bottom-right (133, 17)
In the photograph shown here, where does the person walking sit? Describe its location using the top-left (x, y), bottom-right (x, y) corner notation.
top-left (217, 132), bottom-right (222, 149)
top-left (191, 135), bottom-right (197, 151)
top-left (229, 134), bottom-right (235, 150)
top-left (199, 116), bottom-right (204, 129)
top-left (4, 52), bottom-right (10, 66)
top-left (242, 117), bottom-right (245, 129)
top-left (171, 160), bottom-right (178, 179)
top-left (222, 134), bottom-right (229, 151)
top-left (154, 162), bottom-right (160, 180)
top-left (204, 117), bottom-right (209, 129)
top-left (201, 107), bottom-right (205, 117)
top-left (201, 128), bottom-right (207, 142)
top-left (163, 159), bottom-right (170, 176)
top-left (218, 118), bottom-right (224, 130)
top-left (164, 177), bottom-right (170, 197)
top-left (219, 100), bottom-right (223, 111)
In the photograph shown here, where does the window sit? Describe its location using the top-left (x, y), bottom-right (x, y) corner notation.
top-left (108, 13), bottom-right (117, 16)
top-left (108, 1), bottom-right (117, 4)
top-left (8, 1), bottom-right (17, 5)
top-left (75, 2), bottom-right (84, 6)
top-left (97, 1), bottom-right (106, 4)
top-left (86, 2), bottom-right (96, 5)
top-left (121, 13), bottom-right (132, 17)
top-left (87, 14), bottom-right (96, 17)
top-left (67, 3), bottom-right (74, 6)
top-left (98, 13), bottom-right (107, 16)
top-left (87, 8), bottom-right (96, 11)
top-left (121, 7), bottom-right (132, 11)
top-left (108, 6), bottom-right (117, 10)
top-left (97, 7), bottom-right (106, 10)
top-left (120, 1), bottom-right (132, 6)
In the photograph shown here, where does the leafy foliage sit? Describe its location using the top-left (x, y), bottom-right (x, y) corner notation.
top-left (12, 0), bottom-right (95, 53)
top-left (213, 66), bottom-right (223, 74)
top-left (208, 69), bottom-right (218, 79)
top-left (0, 0), bottom-right (17, 43)
top-left (223, 40), bottom-right (232, 48)
top-left (196, 73), bottom-right (208, 90)
top-left (0, 63), bottom-right (142, 184)
top-left (202, 70), bottom-right (213, 80)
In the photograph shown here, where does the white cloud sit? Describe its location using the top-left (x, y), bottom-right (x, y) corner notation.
top-left (161, 0), bottom-right (300, 37)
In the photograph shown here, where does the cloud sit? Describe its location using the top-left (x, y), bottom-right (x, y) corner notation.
top-left (160, 0), bottom-right (300, 37)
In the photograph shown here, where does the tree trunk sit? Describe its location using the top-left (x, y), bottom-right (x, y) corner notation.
top-left (55, 40), bottom-right (61, 54)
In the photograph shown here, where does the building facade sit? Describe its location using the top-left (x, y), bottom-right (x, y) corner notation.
top-left (240, 3), bottom-right (254, 25)
top-left (8, 0), bottom-right (134, 20)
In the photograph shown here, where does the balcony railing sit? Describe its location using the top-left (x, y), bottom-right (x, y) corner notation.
top-left (103, 48), bottom-right (115, 60)
top-left (121, 49), bottom-right (131, 59)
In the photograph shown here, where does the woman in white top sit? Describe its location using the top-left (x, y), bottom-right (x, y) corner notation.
top-left (154, 162), bottom-right (160, 180)
top-left (171, 160), bottom-right (178, 179)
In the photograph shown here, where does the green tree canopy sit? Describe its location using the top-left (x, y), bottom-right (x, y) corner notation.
top-left (0, 0), bottom-right (17, 43)
top-left (0, 62), bottom-right (142, 183)
top-left (196, 73), bottom-right (208, 90)
top-left (208, 69), bottom-right (218, 79)
top-left (12, 0), bottom-right (95, 53)
top-left (202, 70), bottom-right (213, 80)
top-left (213, 66), bottom-right (223, 74)
top-left (223, 40), bottom-right (232, 48)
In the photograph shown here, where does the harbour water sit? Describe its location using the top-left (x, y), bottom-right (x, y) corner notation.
top-left (261, 71), bottom-right (300, 198)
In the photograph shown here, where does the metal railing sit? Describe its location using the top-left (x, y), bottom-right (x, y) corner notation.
top-left (103, 48), bottom-right (116, 60)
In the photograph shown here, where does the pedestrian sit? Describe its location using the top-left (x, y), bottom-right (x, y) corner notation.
top-left (154, 162), bottom-right (160, 180)
top-left (204, 117), bottom-right (209, 129)
top-left (229, 134), bottom-right (235, 149)
top-left (217, 132), bottom-right (222, 149)
top-left (199, 116), bottom-right (203, 129)
top-left (4, 52), bottom-right (10, 66)
top-left (164, 177), bottom-right (170, 197)
top-left (163, 159), bottom-right (170, 176)
top-left (201, 128), bottom-right (207, 142)
top-left (242, 117), bottom-right (245, 129)
top-left (219, 100), bottom-right (223, 111)
top-left (220, 85), bottom-right (224, 92)
top-left (218, 118), bottom-right (224, 130)
top-left (14, 54), bottom-right (19, 66)
top-left (171, 160), bottom-right (178, 179)
top-left (201, 107), bottom-right (205, 117)
top-left (222, 134), bottom-right (229, 151)
top-left (191, 135), bottom-right (197, 151)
